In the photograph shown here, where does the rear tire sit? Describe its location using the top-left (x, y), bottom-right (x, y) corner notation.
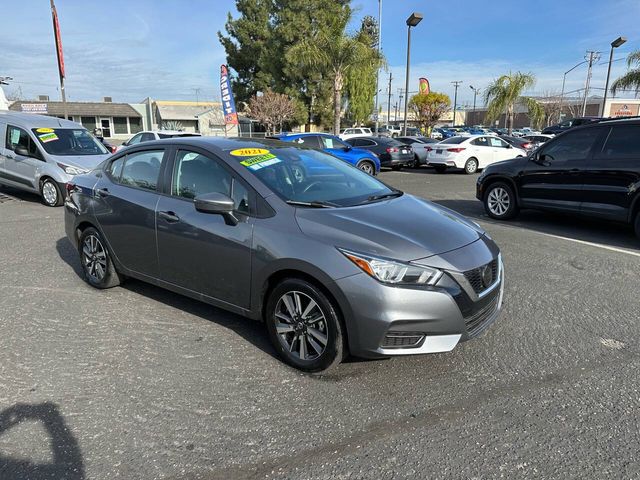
top-left (265, 278), bottom-right (346, 373)
top-left (411, 155), bottom-right (421, 169)
top-left (464, 158), bottom-right (479, 174)
top-left (78, 227), bottom-right (122, 289)
top-left (484, 182), bottom-right (519, 220)
top-left (434, 165), bottom-right (447, 173)
top-left (40, 177), bottom-right (63, 207)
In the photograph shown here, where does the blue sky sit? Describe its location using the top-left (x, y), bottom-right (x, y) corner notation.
top-left (2, 0), bottom-right (639, 109)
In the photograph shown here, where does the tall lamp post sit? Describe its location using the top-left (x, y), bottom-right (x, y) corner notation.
top-left (602, 36), bottom-right (627, 116)
top-left (451, 81), bottom-right (462, 127)
top-left (469, 85), bottom-right (480, 126)
top-left (403, 12), bottom-right (423, 136)
top-left (559, 60), bottom-right (587, 123)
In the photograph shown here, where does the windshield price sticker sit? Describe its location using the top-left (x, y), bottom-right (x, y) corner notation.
top-left (230, 148), bottom-right (270, 157)
top-left (39, 132), bottom-right (59, 143)
top-left (240, 153), bottom-right (281, 170)
top-left (36, 128), bottom-right (55, 133)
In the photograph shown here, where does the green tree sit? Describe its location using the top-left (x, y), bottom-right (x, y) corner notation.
top-left (287, 19), bottom-right (384, 134)
top-left (408, 92), bottom-right (451, 133)
top-left (217, 0), bottom-right (275, 103)
top-left (345, 16), bottom-right (381, 126)
top-left (484, 72), bottom-right (536, 134)
top-left (524, 97), bottom-right (545, 130)
top-left (611, 50), bottom-right (640, 95)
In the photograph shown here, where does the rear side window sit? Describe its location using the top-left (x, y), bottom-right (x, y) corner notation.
top-left (472, 137), bottom-right (489, 147)
top-left (440, 137), bottom-right (466, 144)
top-left (354, 138), bottom-right (376, 147)
top-left (118, 150), bottom-right (163, 191)
top-left (141, 133), bottom-right (156, 142)
top-left (293, 136), bottom-right (321, 148)
top-left (598, 126), bottom-right (640, 159)
top-left (539, 129), bottom-right (599, 165)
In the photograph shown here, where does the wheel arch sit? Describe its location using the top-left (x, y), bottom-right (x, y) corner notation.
top-left (482, 175), bottom-right (520, 205)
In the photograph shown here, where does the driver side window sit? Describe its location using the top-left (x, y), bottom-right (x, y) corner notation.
top-left (539, 129), bottom-right (598, 165)
top-left (320, 137), bottom-right (346, 149)
top-left (6, 125), bottom-right (40, 158)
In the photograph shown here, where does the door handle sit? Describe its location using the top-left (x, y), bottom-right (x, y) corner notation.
top-left (96, 187), bottom-right (110, 197)
top-left (158, 211), bottom-right (180, 223)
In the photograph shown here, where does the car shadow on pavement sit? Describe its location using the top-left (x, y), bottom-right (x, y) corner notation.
top-left (435, 199), bottom-right (640, 252)
top-left (54, 237), bottom-right (279, 361)
top-left (0, 184), bottom-right (42, 204)
top-left (0, 402), bottom-right (85, 480)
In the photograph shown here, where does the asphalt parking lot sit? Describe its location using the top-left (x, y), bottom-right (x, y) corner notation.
top-left (1, 169), bottom-right (639, 480)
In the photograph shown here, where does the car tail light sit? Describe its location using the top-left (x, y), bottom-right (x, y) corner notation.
top-left (65, 182), bottom-right (76, 195)
top-left (426, 147), bottom-right (433, 152)
top-left (522, 143), bottom-right (532, 149)
top-left (447, 147), bottom-right (466, 153)
top-left (386, 147), bottom-right (399, 153)
top-left (109, 145), bottom-right (117, 153)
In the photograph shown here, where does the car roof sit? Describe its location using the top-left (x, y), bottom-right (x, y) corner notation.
top-left (129, 136), bottom-right (293, 154)
top-left (0, 111), bottom-right (81, 129)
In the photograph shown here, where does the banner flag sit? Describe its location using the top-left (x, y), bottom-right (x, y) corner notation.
top-left (220, 65), bottom-right (239, 125)
top-left (419, 77), bottom-right (430, 95)
top-left (51, 1), bottom-right (65, 79)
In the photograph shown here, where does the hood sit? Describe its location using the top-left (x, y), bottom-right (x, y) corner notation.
top-left (295, 193), bottom-right (483, 261)
top-left (52, 154), bottom-right (111, 171)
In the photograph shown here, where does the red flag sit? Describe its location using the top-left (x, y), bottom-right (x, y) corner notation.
top-left (51, 1), bottom-right (65, 78)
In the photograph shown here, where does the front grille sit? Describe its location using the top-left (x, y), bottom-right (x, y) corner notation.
top-left (382, 332), bottom-right (425, 348)
top-left (463, 259), bottom-right (499, 295)
top-left (465, 295), bottom-right (499, 337)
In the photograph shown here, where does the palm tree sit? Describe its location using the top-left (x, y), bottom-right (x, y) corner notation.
top-left (484, 72), bottom-right (536, 134)
top-left (611, 50), bottom-right (640, 95)
top-left (287, 30), bottom-right (383, 134)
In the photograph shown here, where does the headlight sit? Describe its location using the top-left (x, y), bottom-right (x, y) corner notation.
top-left (57, 163), bottom-right (88, 175)
top-left (339, 249), bottom-right (442, 286)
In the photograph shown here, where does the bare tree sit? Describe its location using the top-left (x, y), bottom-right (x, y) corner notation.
top-left (248, 90), bottom-right (297, 135)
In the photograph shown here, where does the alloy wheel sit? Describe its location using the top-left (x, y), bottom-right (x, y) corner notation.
top-left (487, 187), bottom-right (510, 216)
top-left (273, 290), bottom-right (328, 361)
top-left (465, 159), bottom-right (478, 174)
top-left (359, 162), bottom-right (374, 175)
top-left (82, 234), bottom-right (108, 281)
top-left (42, 181), bottom-right (58, 206)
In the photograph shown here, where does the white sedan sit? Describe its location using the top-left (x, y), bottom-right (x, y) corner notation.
top-left (426, 135), bottom-right (527, 174)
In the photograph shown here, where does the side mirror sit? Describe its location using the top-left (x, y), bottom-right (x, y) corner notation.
top-left (507, 143), bottom-right (513, 148)
top-left (122, 141), bottom-right (129, 146)
top-left (343, 145), bottom-right (352, 151)
top-left (194, 192), bottom-right (238, 226)
top-left (14, 146), bottom-right (30, 157)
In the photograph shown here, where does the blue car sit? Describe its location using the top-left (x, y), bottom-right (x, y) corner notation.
top-left (271, 133), bottom-right (380, 175)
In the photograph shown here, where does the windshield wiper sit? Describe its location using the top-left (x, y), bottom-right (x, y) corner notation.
top-left (286, 200), bottom-right (337, 208)
top-left (359, 190), bottom-right (403, 204)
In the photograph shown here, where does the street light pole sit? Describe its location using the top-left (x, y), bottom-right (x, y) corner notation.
top-left (451, 81), bottom-right (462, 127)
top-left (559, 60), bottom-right (588, 123)
top-left (403, 12), bottom-right (423, 136)
top-left (469, 85), bottom-right (480, 126)
top-left (602, 36), bottom-right (627, 117)
top-left (374, 0), bottom-right (382, 135)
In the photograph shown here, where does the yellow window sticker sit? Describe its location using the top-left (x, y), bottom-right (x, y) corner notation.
top-left (39, 132), bottom-right (59, 143)
top-left (240, 153), bottom-right (281, 170)
top-left (36, 128), bottom-right (55, 133)
top-left (230, 148), bottom-right (270, 157)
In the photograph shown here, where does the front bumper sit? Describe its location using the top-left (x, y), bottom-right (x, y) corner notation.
top-left (335, 240), bottom-right (504, 358)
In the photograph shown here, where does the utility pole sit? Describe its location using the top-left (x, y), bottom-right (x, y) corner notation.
top-left (194, 88), bottom-right (201, 106)
top-left (393, 102), bottom-right (398, 122)
top-left (374, 0), bottom-right (382, 135)
top-left (386, 71), bottom-right (392, 128)
top-left (581, 50), bottom-right (601, 117)
top-left (451, 81), bottom-right (462, 127)
top-left (398, 88), bottom-right (404, 123)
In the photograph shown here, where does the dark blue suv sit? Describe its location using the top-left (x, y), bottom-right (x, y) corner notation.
top-left (271, 133), bottom-right (380, 175)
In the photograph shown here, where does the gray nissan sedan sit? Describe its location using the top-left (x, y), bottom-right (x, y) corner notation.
top-left (65, 137), bottom-right (504, 372)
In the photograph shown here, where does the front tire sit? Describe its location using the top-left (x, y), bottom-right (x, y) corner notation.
top-left (78, 227), bottom-right (122, 289)
top-left (464, 158), bottom-right (479, 174)
top-left (484, 182), bottom-right (519, 220)
top-left (265, 278), bottom-right (346, 373)
top-left (40, 177), bottom-right (63, 207)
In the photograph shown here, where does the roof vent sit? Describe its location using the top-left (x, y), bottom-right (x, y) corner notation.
top-left (38, 95), bottom-right (50, 101)
top-left (103, 96), bottom-right (113, 103)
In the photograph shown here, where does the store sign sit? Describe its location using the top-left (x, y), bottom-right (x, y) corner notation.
top-left (609, 103), bottom-right (639, 117)
top-left (21, 103), bottom-right (48, 113)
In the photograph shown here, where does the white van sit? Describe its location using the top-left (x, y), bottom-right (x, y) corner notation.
top-left (0, 111), bottom-right (111, 206)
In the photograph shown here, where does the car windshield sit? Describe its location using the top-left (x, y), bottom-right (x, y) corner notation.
top-left (439, 136), bottom-right (467, 144)
top-left (32, 128), bottom-right (108, 156)
top-left (229, 146), bottom-right (397, 207)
